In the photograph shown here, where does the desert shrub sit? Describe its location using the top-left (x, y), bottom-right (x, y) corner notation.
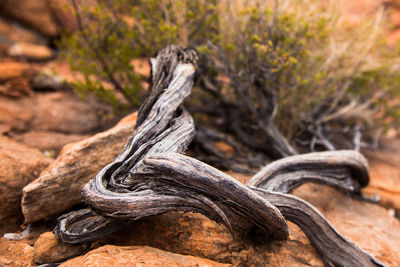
top-left (59, 0), bottom-right (218, 109)
top-left (194, 1), bottom-right (400, 151)
top-left (58, 0), bottom-right (400, 165)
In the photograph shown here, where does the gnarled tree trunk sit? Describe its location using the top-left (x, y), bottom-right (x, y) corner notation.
top-left (54, 45), bottom-right (385, 267)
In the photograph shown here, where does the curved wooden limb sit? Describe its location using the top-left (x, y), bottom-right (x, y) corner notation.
top-left (136, 46), bottom-right (199, 127)
top-left (247, 150), bottom-right (379, 202)
top-left (107, 63), bottom-right (197, 190)
top-left (53, 108), bottom-right (195, 244)
top-left (250, 188), bottom-right (386, 267)
top-left (54, 46), bottom-right (198, 243)
top-left (53, 209), bottom-right (128, 244)
top-left (82, 152), bottom-right (289, 241)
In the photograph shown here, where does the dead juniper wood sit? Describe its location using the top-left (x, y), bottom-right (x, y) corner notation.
top-left (251, 188), bottom-right (384, 267)
top-left (54, 45), bottom-right (386, 267)
top-left (247, 150), bottom-right (380, 203)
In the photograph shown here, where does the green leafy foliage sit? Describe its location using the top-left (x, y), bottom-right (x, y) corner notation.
top-left (58, 0), bottom-right (400, 145)
top-left (59, 0), bottom-right (218, 109)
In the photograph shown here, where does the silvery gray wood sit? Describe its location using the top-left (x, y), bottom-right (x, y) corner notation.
top-left (251, 188), bottom-right (385, 267)
top-left (54, 45), bottom-right (385, 267)
top-left (247, 150), bottom-right (379, 202)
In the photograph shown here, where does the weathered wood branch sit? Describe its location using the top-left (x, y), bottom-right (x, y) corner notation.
top-left (251, 188), bottom-right (386, 267)
top-left (54, 45), bottom-right (385, 267)
top-left (55, 45), bottom-right (200, 243)
top-left (84, 152), bottom-right (289, 240)
top-left (247, 150), bottom-right (379, 202)
top-left (55, 45), bottom-right (288, 244)
top-left (134, 155), bottom-right (385, 267)
top-left (136, 46), bottom-right (199, 127)
top-left (54, 209), bottom-right (128, 244)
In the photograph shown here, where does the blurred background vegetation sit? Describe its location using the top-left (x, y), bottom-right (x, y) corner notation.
top-left (58, 0), bottom-right (400, 171)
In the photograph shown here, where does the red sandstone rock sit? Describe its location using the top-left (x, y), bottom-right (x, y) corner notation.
top-left (0, 62), bottom-right (30, 81)
top-left (34, 232), bottom-right (88, 264)
top-left (31, 92), bottom-right (101, 134)
top-left (0, 17), bottom-right (46, 55)
top-left (7, 42), bottom-right (54, 61)
top-left (22, 112), bottom-right (138, 223)
top-left (0, 238), bottom-right (34, 267)
top-left (13, 131), bottom-right (89, 153)
top-left (0, 77), bottom-right (33, 98)
top-left (0, 96), bottom-right (35, 132)
top-left (0, 136), bottom-right (52, 221)
top-left (293, 184), bottom-right (400, 267)
top-left (0, 0), bottom-right (60, 37)
top-left (363, 138), bottom-right (400, 216)
top-left (60, 245), bottom-right (230, 267)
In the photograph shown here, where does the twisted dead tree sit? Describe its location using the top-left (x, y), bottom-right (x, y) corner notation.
top-left (54, 45), bottom-right (385, 267)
